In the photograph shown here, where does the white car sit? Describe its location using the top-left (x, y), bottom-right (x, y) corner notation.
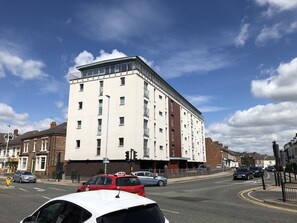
top-left (132, 171), bottom-right (167, 186)
top-left (20, 190), bottom-right (169, 223)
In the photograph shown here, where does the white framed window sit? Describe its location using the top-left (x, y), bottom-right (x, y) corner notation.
top-left (36, 156), bottom-right (47, 171)
top-left (33, 139), bottom-right (37, 152)
top-left (41, 137), bottom-right (48, 151)
top-left (160, 145), bottom-right (163, 150)
top-left (159, 111), bottom-right (163, 116)
top-left (19, 157), bottom-right (28, 170)
top-left (23, 140), bottom-right (29, 153)
top-left (159, 128), bottom-right (163, 133)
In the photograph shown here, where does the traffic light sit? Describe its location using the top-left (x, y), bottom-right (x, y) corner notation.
top-left (125, 151), bottom-right (129, 161)
top-left (133, 150), bottom-right (138, 160)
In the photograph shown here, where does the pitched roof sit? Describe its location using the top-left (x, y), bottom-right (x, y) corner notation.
top-left (22, 122), bottom-right (67, 140)
top-left (8, 130), bottom-right (39, 145)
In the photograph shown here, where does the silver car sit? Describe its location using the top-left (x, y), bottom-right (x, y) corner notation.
top-left (132, 171), bottom-right (167, 187)
top-left (13, 170), bottom-right (37, 183)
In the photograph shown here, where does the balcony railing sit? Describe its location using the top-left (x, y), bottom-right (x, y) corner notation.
top-left (144, 128), bottom-right (149, 137)
top-left (143, 108), bottom-right (149, 117)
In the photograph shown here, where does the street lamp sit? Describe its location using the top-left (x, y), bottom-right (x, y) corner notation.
top-left (104, 95), bottom-right (110, 174)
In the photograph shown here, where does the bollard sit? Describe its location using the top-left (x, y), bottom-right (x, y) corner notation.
top-left (6, 177), bottom-right (11, 187)
top-left (261, 174), bottom-right (266, 190)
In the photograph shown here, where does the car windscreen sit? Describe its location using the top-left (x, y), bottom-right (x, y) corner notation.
top-left (96, 203), bottom-right (165, 223)
top-left (23, 172), bottom-right (32, 175)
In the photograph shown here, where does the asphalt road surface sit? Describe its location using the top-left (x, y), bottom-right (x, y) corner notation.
top-left (0, 173), bottom-right (296, 223)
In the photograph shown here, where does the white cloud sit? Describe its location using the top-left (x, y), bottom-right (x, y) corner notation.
top-left (255, 0), bottom-right (297, 16)
top-left (0, 103), bottom-right (62, 133)
top-left (159, 48), bottom-right (233, 78)
top-left (66, 49), bottom-right (127, 80)
top-left (207, 102), bottom-right (297, 154)
top-left (235, 23), bottom-right (250, 47)
top-left (185, 95), bottom-right (227, 113)
top-left (0, 51), bottom-right (47, 80)
top-left (255, 21), bottom-right (297, 45)
top-left (251, 57), bottom-right (297, 101)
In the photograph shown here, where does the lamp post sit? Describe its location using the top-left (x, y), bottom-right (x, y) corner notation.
top-left (104, 95), bottom-right (110, 174)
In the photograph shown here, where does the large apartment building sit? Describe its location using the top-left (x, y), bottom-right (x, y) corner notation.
top-left (65, 56), bottom-right (205, 175)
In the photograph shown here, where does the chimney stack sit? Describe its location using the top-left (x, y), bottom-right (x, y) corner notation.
top-left (14, 129), bottom-right (19, 137)
top-left (50, 121), bottom-right (57, 128)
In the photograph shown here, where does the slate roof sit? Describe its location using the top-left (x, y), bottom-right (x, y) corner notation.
top-left (22, 122), bottom-right (67, 140)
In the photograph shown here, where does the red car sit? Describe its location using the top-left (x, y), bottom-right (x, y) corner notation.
top-left (77, 173), bottom-right (145, 197)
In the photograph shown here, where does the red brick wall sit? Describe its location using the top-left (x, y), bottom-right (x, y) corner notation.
top-left (205, 138), bottom-right (222, 168)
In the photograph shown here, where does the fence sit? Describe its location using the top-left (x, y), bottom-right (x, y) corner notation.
top-left (276, 171), bottom-right (297, 202)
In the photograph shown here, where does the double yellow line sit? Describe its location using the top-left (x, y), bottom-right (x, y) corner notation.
top-left (238, 187), bottom-right (297, 213)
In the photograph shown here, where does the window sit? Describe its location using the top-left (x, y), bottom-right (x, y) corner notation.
top-left (98, 99), bottom-right (103, 115)
top-left (77, 120), bottom-right (82, 129)
top-left (97, 139), bottom-right (101, 156)
top-left (41, 138), bottom-right (48, 151)
top-left (76, 140), bottom-right (80, 149)
top-left (159, 128), bottom-right (163, 133)
top-left (98, 119), bottom-right (102, 135)
top-left (33, 139), bottom-right (37, 152)
top-left (119, 138), bottom-right (124, 146)
top-left (99, 81), bottom-right (104, 96)
top-left (21, 157), bottom-right (27, 169)
top-left (120, 96), bottom-right (125, 105)
top-left (119, 117), bottom-right (125, 126)
top-left (78, 102), bottom-right (83, 110)
top-left (120, 77), bottom-right (125, 86)
top-left (79, 83), bottom-right (84, 91)
top-left (159, 95), bottom-right (162, 99)
top-left (159, 111), bottom-right (163, 116)
top-left (23, 140), bottom-right (29, 153)
top-left (160, 145), bottom-right (163, 150)
top-left (36, 156), bottom-right (46, 171)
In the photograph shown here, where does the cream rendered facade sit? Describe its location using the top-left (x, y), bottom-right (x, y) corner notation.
top-left (65, 56), bottom-right (205, 174)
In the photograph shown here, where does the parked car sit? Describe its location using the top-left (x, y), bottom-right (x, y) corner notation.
top-left (132, 171), bottom-right (167, 187)
top-left (250, 166), bottom-right (264, 177)
top-left (77, 173), bottom-right (145, 196)
top-left (20, 190), bottom-right (169, 223)
top-left (13, 170), bottom-right (37, 183)
top-left (233, 167), bottom-right (254, 180)
top-left (265, 166), bottom-right (276, 172)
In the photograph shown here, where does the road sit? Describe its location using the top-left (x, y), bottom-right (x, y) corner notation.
top-left (0, 173), bottom-right (296, 223)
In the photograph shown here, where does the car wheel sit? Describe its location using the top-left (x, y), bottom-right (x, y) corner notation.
top-left (19, 178), bottom-right (22, 183)
top-left (13, 178), bottom-right (16, 183)
top-left (158, 181), bottom-right (165, 187)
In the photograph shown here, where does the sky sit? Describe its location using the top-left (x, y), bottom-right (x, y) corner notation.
top-left (1, 0), bottom-right (297, 155)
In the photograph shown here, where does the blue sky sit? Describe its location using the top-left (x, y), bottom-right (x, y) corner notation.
top-left (1, 0), bottom-right (297, 155)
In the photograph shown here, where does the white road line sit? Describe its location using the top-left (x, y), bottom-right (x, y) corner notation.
top-left (33, 187), bottom-right (45, 192)
top-left (215, 179), bottom-right (232, 183)
top-left (161, 209), bottom-right (180, 214)
top-left (18, 188), bottom-right (27, 192)
top-left (49, 187), bottom-right (67, 191)
top-left (42, 196), bottom-right (51, 200)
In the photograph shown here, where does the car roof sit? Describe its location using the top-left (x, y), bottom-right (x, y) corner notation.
top-left (92, 173), bottom-right (137, 178)
top-left (49, 190), bottom-right (155, 217)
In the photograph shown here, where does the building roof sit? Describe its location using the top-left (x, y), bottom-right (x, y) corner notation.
top-left (8, 130), bottom-right (39, 146)
top-left (27, 122), bottom-right (67, 139)
top-left (74, 56), bottom-right (203, 119)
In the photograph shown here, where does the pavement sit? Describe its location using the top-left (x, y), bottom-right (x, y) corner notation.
top-left (1, 171), bottom-right (297, 212)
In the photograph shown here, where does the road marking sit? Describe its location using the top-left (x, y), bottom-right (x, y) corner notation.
top-left (33, 187), bottom-right (45, 192)
top-left (48, 187), bottom-right (67, 191)
top-left (215, 179), bottom-right (232, 183)
top-left (161, 208), bottom-right (180, 214)
top-left (42, 196), bottom-right (51, 200)
top-left (19, 188), bottom-right (27, 192)
top-left (238, 187), bottom-right (297, 213)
